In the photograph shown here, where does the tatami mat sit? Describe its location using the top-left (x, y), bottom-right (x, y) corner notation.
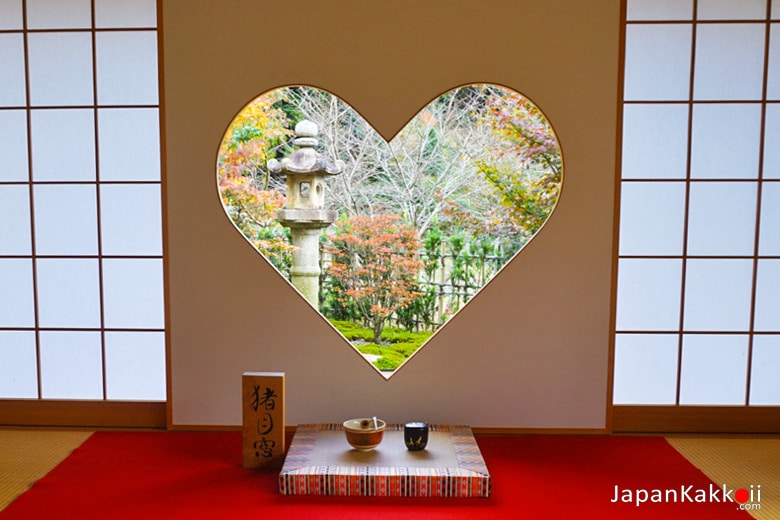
top-left (0, 429), bottom-right (92, 510)
top-left (667, 436), bottom-right (780, 520)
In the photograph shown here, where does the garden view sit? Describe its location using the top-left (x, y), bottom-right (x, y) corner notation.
top-left (217, 84), bottom-right (562, 375)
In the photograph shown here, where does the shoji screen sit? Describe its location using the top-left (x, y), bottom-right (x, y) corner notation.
top-left (614, 0), bottom-right (780, 408)
top-left (0, 0), bottom-right (165, 403)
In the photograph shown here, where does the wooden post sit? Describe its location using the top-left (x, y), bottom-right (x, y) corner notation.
top-left (242, 372), bottom-right (285, 469)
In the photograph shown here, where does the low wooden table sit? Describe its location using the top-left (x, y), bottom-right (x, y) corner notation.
top-left (278, 424), bottom-right (491, 497)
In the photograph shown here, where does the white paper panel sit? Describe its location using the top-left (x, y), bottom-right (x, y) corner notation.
top-left (622, 104), bottom-right (688, 179)
top-left (612, 334), bottom-right (679, 404)
top-left (0, 185), bottom-right (31, 255)
top-left (619, 182), bottom-right (686, 255)
top-left (96, 31), bottom-right (158, 105)
top-left (26, 0), bottom-right (91, 29)
top-left (694, 24), bottom-right (765, 100)
top-left (683, 259), bottom-right (753, 331)
top-left (100, 184), bottom-right (162, 255)
top-left (0, 259), bottom-right (35, 327)
top-left (768, 24), bottom-right (780, 100)
top-left (102, 258), bottom-right (164, 329)
top-left (98, 108), bottom-right (160, 181)
top-left (679, 334), bottom-right (748, 405)
top-left (0, 0), bottom-right (23, 30)
top-left (33, 184), bottom-right (98, 255)
top-left (697, 0), bottom-right (767, 20)
top-left (616, 259), bottom-right (682, 330)
top-left (30, 109), bottom-right (96, 181)
top-left (0, 331), bottom-right (38, 398)
top-left (754, 260), bottom-right (780, 331)
top-left (774, 0), bottom-right (780, 20)
top-left (749, 335), bottom-right (780, 404)
top-left (765, 105), bottom-right (780, 179)
top-left (27, 33), bottom-right (93, 106)
top-left (39, 331), bottom-right (103, 399)
top-left (0, 34), bottom-right (26, 106)
top-left (105, 331), bottom-right (166, 400)
top-left (36, 259), bottom-right (101, 328)
top-left (0, 0), bottom-right (165, 403)
top-left (624, 24), bottom-right (692, 101)
top-left (95, 0), bottom-right (157, 28)
top-left (686, 182), bottom-right (757, 256)
top-left (759, 182), bottom-right (780, 255)
top-left (691, 104), bottom-right (761, 179)
top-left (0, 110), bottom-right (28, 181)
top-left (627, 0), bottom-right (693, 20)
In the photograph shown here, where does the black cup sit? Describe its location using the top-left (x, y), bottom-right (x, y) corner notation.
top-left (404, 422), bottom-right (429, 451)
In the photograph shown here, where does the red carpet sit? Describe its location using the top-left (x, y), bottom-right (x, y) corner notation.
top-left (1, 432), bottom-right (754, 519)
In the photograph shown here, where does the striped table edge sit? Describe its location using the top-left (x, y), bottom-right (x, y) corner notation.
top-left (279, 424), bottom-right (491, 497)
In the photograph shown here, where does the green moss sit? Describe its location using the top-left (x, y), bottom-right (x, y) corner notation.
top-left (329, 320), bottom-right (374, 341)
top-left (354, 343), bottom-right (383, 356)
top-left (374, 356), bottom-right (402, 371)
top-left (385, 341), bottom-right (424, 358)
top-left (356, 344), bottom-right (406, 370)
top-left (380, 327), bottom-right (430, 344)
top-left (329, 319), bottom-right (433, 371)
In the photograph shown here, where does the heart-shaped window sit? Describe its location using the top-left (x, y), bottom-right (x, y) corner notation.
top-left (217, 84), bottom-right (562, 378)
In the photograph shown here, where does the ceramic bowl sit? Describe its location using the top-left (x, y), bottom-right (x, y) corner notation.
top-left (343, 418), bottom-right (386, 451)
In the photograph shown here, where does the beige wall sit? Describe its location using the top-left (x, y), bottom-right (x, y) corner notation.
top-left (163, 0), bottom-right (621, 429)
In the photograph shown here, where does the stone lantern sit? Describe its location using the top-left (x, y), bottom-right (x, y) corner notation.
top-left (268, 120), bottom-right (343, 305)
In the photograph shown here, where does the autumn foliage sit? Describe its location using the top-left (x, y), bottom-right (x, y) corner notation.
top-left (217, 94), bottom-right (295, 272)
top-left (216, 84), bottom-right (562, 370)
top-left (324, 214), bottom-right (426, 342)
top-left (478, 89), bottom-right (562, 239)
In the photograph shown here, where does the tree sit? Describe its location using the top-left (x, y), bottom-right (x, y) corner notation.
top-left (271, 86), bottom-right (403, 218)
top-left (387, 85), bottom-right (501, 236)
top-left (217, 178), bottom-right (293, 274)
top-left (276, 85), bottom-right (514, 238)
top-left (228, 84), bottom-right (561, 249)
top-left (477, 90), bottom-right (562, 238)
top-left (216, 84), bottom-right (563, 344)
top-left (217, 92), bottom-right (295, 272)
top-left (324, 214), bottom-right (426, 342)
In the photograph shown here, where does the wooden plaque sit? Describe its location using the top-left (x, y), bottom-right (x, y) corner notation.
top-left (242, 372), bottom-right (285, 468)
